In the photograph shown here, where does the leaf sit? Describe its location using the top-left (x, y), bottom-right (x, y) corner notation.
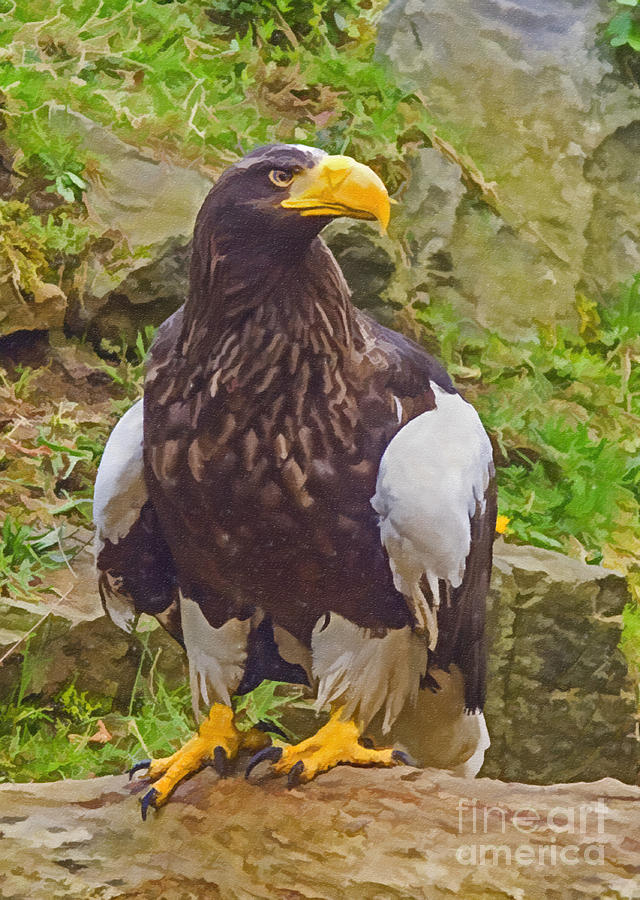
top-left (53, 177), bottom-right (76, 203)
top-left (64, 171), bottom-right (87, 190)
top-left (68, 720), bottom-right (112, 746)
top-left (333, 11), bottom-right (348, 31)
top-left (88, 720), bottom-right (113, 744)
top-left (606, 10), bottom-right (640, 50)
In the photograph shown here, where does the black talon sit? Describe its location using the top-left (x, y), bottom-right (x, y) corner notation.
top-left (213, 745), bottom-right (228, 778)
top-left (392, 749), bottom-right (417, 767)
top-left (286, 760), bottom-right (305, 789)
top-left (128, 759), bottom-right (151, 781)
top-left (255, 719), bottom-right (289, 741)
top-left (245, 745), bottom-right (283, 779)
top-left (140, 787), bottom-right (159, 822)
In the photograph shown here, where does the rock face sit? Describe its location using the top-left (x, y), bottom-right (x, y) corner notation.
top-left (483, 541), bottom-right (638, 785)
top-left (0, 767), bottom-right (638, 899)
top-left (0, 276), bottom-right (66, 339)
top-left (46, 107), bottom-right (212, 344)
top-left (0, 547), bottom-right (186, 708)
top-left (376, 0), bottom-right (640, 335)
top-left (14, 3), bottom-right (640, 343)
top-left (88, 237), bottom-right (192, 346)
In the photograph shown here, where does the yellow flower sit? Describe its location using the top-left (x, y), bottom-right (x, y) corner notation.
top-left (495, 514), bottom-right (510, 535)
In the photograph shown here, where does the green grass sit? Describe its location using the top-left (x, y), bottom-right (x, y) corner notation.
top-left (0, 632), bottom-right (312, 783)
top-left (99, 324), bottom-right (157, 410)
top-left (0, 0), bottom-right (426, 189)
top-left (0, 516), bottom-right (66, 599)
top-left (0, 639), bottom-right (193, 782)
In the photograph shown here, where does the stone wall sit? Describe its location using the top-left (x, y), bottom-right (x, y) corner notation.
top-left (483, 541), bottom-right (638, 784)
top-left (376, 0), bottom-right (640, 336)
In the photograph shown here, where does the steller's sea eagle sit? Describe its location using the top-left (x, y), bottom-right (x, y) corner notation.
top-left (94, 144), bottom-right (496, 820)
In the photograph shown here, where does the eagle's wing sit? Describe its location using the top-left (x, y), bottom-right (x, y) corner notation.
top-left (93, 399), bottom-right (182, 643)
top-left (371, 383), bottom-right (496, 713)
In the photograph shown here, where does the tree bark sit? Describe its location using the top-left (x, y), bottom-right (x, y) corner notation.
top-left (0, 766), bottom-right (638, 899)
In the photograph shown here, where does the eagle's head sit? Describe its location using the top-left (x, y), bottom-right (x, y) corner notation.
top-left (197, 144), bottom-right (390, 254)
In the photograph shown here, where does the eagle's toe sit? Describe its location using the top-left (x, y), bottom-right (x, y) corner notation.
top-left (245, 745), bottom-right (284, 779)
top-left (286, 759), bottom-right (305, 788)
top-left (140, 787), bottom-right (160, 822)
top-left (245, 710), bottom-right (418, 785)
top-left (391, 749), bottom-right (417, 767)
top-left (128, 759), bottom-right (151, 781)
top-left (212, 744), bottom-right (229, 778)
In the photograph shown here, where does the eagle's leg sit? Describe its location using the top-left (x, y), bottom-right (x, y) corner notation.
top-left (130, 703), bottom-right (269, 819)
top-left (246, 706), bottom-right (412, 785)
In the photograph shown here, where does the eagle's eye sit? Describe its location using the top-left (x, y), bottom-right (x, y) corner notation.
top-left (269, 169), bottom-right (294, 188)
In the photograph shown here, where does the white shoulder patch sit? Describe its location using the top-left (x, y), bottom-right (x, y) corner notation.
top-left (371, 385), bottom-right (493, 648)
top-left (93, 400), bottom-right (147, 554)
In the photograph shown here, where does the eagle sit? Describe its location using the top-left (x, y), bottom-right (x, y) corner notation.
top-left (93, 144), bottom-right (496, 820)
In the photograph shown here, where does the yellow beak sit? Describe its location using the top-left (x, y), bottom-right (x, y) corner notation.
top-left (281, 154), bottom-right (390, 231)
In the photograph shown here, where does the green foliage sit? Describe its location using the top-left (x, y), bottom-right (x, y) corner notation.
top-left (0, 0), bottom-right (422, 190)
top-left (0, 631), bottom-right (192, 782)
top-left (233, 679), bottom-right (312, 738)
top-left (620, 598), bottom-right (640, 662)
top-left (606, 0), bottom-right (640, 52)
top-left (0, 516), bottom-right (64, 598)
top-left (413, 275), bottom-right (640, 568)
top-left (0, 665), bottom-right (193, 783)
top-left (620, 596), bottom-right (640, 713)
top-left (0, 199), bottom-right (90, 295)
top-left (0, 631), bottom-right (313, 782)
top-left (0, 327), bottom-right (157, 614)
top-left (19, 127), bottom-right (90, 204)
top-left (7, 405), bottom-right (105, 526)
top-left (0, 358), bottom-right (116, 566)
top-left (0, 363), bottom-right (35, 400)
top-left (604, 0), bottom-right (640, 86)
top-left (208, 0), bottom-right (377, 46)
top-left (100, 325), bottom-right (157, 406)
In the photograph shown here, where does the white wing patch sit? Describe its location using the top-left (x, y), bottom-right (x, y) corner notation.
top-left (371, 385), bottom-right (493, 649)
top-left (93, 399), bottom-right (146, 556)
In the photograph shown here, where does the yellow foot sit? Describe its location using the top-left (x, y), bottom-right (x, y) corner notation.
top-left (128, 703), bottom-right (269, 819)
top-left (245, 708), bottom-right (415, 786)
